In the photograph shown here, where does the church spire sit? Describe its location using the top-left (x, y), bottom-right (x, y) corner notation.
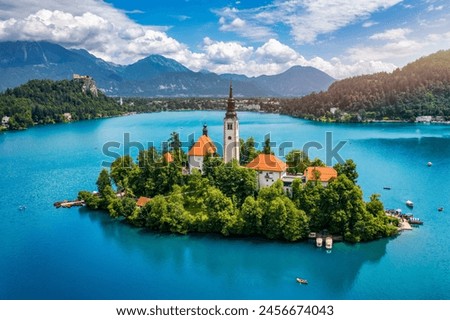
top-left (225, 81), bottom-right (236, 118)
top-left (223, 82), bottom-right (239, 163)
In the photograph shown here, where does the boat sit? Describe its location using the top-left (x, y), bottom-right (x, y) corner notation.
top-left (325, 237), bottom-right (333, 250)
top-left (406, 200), bottom-right (414, 208)
top-left (296, 278), bottom-right (308, 285)
top-left (427, 162), bottom-right (432, 167)
top-left (308, 232), bottom-right (317, 239)
top-left (383, 186), bottom-right (391, 190)
top-left (316, 237), bottom-right (323, 247)
top-left (438, 207), bottom-right (444, 212)
top-left (408, 217), bottom-right (423, 225)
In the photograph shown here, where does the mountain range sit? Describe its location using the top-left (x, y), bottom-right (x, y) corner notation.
top-left (0, 41), bottom-right (335, 97)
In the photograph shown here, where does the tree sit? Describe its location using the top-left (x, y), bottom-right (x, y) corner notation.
top-left (262, 137), bottom-right (273, 155)
top-left (334, 159), bottom-right (359, 183)
top-left (285, 149), bottom-right (310, 174)
top-left (96, 169), bottom-right (111, 196)
top-left (240, 137), bottom-right (258, 165)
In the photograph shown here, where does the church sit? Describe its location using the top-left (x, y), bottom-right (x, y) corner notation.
top-left (186, 84), bottom-right (337, 189)
top-left (187, 83), bottom-right (241, 173)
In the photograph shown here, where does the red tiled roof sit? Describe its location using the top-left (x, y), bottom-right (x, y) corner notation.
top-left (304, 166), bottom-right (337, 182)
top-left (136, 196), bottom-right (151, 207)
top-left (246, 154), bottom-right (287, 172)
top-left (163, 152), bottom-right (174, 163)
top-left (188, 135), bottom-right (217, 156)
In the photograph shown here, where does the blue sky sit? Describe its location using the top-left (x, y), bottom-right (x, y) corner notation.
top-left (0, 0), bottom-right (449, 78)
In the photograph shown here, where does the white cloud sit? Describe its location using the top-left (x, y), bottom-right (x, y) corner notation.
top-left (203, 39), bottom-right (253, 65)
top-left (362, 21), bottom-right (379, 28)
top-left (348, 39), bottom-right (424, 61)
top-left (175, 37), bottom-right (395, 79)
top-left (216, 7), bottom-right (274, 41)
top-left (369, 28), bottom-right (412, 40)
top-left (427, 5), bottom-right (444, 12)
top-left (215, 0), bottom-right (404, 44)
top-left (255, 39), bottom-right (300, 63)
top-left (0, 1), bottom-right (186, 65)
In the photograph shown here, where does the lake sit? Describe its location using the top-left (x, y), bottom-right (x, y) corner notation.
top-left (1, 111), bottom-right (449, 299)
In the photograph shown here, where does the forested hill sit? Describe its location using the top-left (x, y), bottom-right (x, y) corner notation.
top-left (0, 79), bottom-right (121, 130)
top-left (270, 49), bottom-right (450, 122)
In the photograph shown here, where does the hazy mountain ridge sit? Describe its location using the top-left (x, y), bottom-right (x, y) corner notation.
top-left (0, 41), bottom-right (335, 97)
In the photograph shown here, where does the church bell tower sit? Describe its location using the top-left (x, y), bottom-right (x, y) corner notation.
top-left (223, 82), bottom-right (240, 163)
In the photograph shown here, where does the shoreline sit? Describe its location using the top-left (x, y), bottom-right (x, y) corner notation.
top-left (4, 108), bottom-right (450, 133)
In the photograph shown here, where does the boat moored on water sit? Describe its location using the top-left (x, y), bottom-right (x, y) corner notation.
top-left (296, 278), bottom-right (308, 285)
top-left (406, 200), bottom-right (414, 208)
top-left (408, 217), bottom-right (423, 225)
top-left (316, 237), bottom-right (323, 247)
top-left (325, 237), bottom-right (333, 250)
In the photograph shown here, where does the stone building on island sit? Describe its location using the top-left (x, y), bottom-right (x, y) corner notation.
top-left (183, 83), bottom-right (336, 190)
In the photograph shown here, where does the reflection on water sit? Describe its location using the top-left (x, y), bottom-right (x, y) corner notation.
top-left (79, 206), bottom-right (388, 299)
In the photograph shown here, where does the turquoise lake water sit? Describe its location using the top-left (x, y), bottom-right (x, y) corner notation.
top-left (1, 111), bottom-right (449, 299)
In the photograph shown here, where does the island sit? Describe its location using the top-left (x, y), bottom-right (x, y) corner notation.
top-left (78, 85), bottom-right (399, 243)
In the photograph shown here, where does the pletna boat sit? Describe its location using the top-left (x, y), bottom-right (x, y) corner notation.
top-left (325, 237), bottom-right (333, 250)
top-left (296, 278), bottom-right (308, 285)
top-left (408, 217), bottom-right (423, 225)
top-left (316, 237), bottom-right (323, 247)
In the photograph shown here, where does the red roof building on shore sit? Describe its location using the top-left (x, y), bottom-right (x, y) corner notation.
top-left (304, 166), bottom-right (337, 185)
top-left (136, 196), bottom-right (151, 207)
top-left (246, 154), bottom-right (287, 172)
top-left (246, 154), bottom-right (287, 188)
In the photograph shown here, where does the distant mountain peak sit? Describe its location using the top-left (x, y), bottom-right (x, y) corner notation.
top-left (0, 40), bottom-right (335, 97)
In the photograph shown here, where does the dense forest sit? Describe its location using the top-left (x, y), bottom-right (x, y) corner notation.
top-left (263, 50), bottom-right (450, 122)
top-left (0, 79), bottom-right (124, 130)
top-left (79, 136), bottom-right (398, 243)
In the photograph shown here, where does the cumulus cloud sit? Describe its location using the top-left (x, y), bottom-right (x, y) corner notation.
top-left (255, 39), bottom-right (300, 64)
top-left (0, 0), bottom-right (186, 64)
top-left (175, 37), bottom-right (394, 79)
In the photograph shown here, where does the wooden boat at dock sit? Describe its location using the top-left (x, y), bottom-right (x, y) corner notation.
top-left (296, 278), bottom-right (308, 285)
top-left (316, 237), bottom-right (323, 247)
top-left (408, 217), bottom-right (423, 225)
top-left (325, 237), bottom-right (333, 250)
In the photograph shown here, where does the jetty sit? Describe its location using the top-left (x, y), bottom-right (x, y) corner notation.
top-left (54, 200), bottom-right (85, 208)
top-left (385, 209), bottom-right (423, 230)
top-left (398, 219), bottom-right (412, 231)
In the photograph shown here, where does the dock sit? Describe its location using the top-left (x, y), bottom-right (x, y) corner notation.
top-left (398, 220), bottom-right (412, 231)
top-left (54, 200), bottom-right (85, 208)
